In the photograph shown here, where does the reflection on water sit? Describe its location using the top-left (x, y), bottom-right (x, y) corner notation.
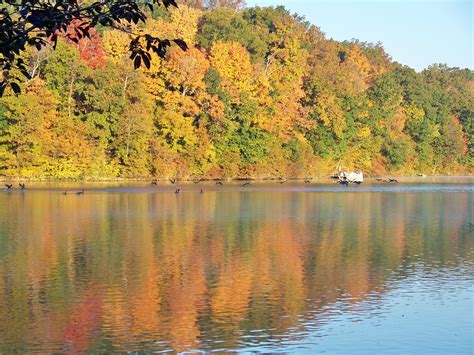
top-left (0, 183), bottom-right (473, 353)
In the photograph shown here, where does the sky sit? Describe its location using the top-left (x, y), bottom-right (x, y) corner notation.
top-left (245, 0), bottom-right (473, 71)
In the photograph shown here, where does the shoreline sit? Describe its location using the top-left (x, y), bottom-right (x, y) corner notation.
top-left (0, 175), bottom-right (472, 184)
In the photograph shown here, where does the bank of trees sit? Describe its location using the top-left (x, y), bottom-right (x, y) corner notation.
top-left (0, 4), bottom-right (472, 179)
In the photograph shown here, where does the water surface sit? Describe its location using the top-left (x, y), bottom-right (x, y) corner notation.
top-left (0, 179), bottom-right (473, 353)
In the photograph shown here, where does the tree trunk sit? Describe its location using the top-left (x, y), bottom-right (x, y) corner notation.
top-left (67, 74), bottom-right (76, 119)
top-left (122, 75), bottom-right (129, 98)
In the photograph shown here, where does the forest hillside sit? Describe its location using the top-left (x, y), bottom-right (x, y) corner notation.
top-left (0, 4), bottom-right (472, 179)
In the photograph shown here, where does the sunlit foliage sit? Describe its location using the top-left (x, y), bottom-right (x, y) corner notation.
top-left (0, 5), bottom-right (472, 179)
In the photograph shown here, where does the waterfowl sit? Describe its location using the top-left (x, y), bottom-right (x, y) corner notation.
top-left (151, 180), bottom-right (158, 186)
top-left (5, 184), bottom-right (13, 189)
top-left (200, 188), bottom-right (203, 194)
top-left (192, 179), bottom-right (201, 184)
top-left (76, 189), bottom-right (85, 195)
top-left (304, 180), bottom-right (311, 184)
top-left (243, 182), bottom-right (251, 187)
top-left (279, 179), bottom-right (288, 184)
top-left (216, 181), bottom-right (223, 186)
top-left (169, 179), bottom-right (176, 184)
top-left (388, 178), bottom-right (398, 183)
top-left (175, 189), bottom-right (180, 194)
top-left (62, 191), bottom-right (68, 195)
top-left (19, 183), bottom-right (26, 190)
top-left (338, 180), bottom-right (349, 186)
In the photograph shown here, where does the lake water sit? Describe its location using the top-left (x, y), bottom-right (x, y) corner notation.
top-left (0, 178), bottom-right (473, 353)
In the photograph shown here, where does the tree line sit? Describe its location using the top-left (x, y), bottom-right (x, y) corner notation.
top-left (0, 4), bottom-right (472, 179)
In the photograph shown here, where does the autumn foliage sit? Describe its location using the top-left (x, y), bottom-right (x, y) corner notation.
top-left (0, 5), bottom-right (472, 179)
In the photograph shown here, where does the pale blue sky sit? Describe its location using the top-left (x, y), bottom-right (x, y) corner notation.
top-left (246, 0), bottom-right (473, 71)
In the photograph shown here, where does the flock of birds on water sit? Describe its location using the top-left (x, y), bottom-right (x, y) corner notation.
top-left (151, 178), bottom-right (293, 194)
top-left (4, 183), bottom-right (86, 195)
top-left (4, 180), bottom-right (473, 232)
top-left (2, 177), bottom-right (401, 196)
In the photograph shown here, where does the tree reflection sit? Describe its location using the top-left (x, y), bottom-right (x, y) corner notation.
top-left (0, 189), bottom-right (472, 352)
